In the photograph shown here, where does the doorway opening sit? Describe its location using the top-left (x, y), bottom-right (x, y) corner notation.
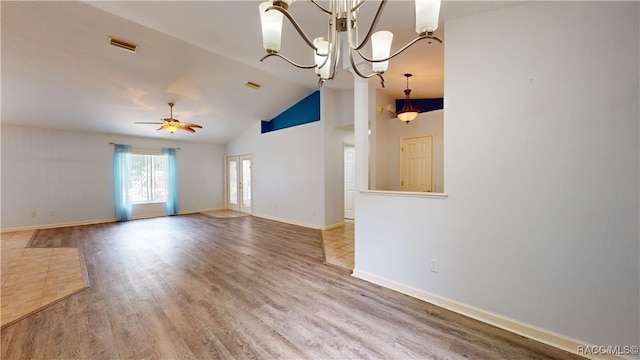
top-left (320, 143), bottom-right (356, 271)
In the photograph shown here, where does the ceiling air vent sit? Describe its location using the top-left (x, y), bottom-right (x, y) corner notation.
top-left (245, 81), bottom-right (261, 90)
top-left (109, 37), bottom-right (137, 53)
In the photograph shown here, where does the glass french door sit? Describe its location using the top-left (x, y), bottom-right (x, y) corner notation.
top-left (226, 154), bottom-right (252, 213)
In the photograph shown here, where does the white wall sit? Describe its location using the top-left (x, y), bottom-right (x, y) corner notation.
top-left (225, 120), bottom-right (326, 227)
top-left (225, 89), bottom-right (354, 229)
top-left (373, 92), bottom-right (392, 190)
top-left (323, 88), bottom-right (355, 226)
top-left (333, 89), bottom-right (355, 128)
top-left (1, 125), bottom-right (224, 230)
top-left (355, 1), bottom-right (639, 350)
top-left (377, 109), bottom-right (444, 192)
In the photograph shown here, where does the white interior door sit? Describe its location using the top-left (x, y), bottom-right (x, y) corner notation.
top-left (226, 154), bottom-right (252, 213)
top-left (344, 145), bottom-right (355, 219)
top-left (401, 136), bottom-right (433, 192)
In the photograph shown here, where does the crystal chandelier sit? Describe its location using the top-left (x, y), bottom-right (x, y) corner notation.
top-left (258, 0), bottom-right (442, 87)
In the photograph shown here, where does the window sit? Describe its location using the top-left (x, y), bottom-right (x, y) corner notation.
top-left (113, 144), bottom-right (178, 221)
top-left (128, 153), bottom-right (168, 204)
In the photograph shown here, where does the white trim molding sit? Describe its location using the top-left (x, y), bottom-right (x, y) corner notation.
top-left (1, 218), bottom-right (117, 233)
top-left (251, 213), bottom-right (323, 230)
top-left (361, 190), bottom-right (448, 199)
top-left (0, 208), bottom-right (224, 233)
top-left (351, 269), bottom-right (631, 360)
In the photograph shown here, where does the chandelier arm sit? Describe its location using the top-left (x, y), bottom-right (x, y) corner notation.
top-left (308, 0), bottom-right (333, 15)
top-left (317, 49), bottom-right (330, 71)
top-left (319, 15), bottom-right (339, 82)
top-left (356, 33), bottom-right (441, 64)
top-left (426, 33), bottom-right (443, 44)
top-left (350, 0), bottom-right (367, 13)
top-left (329, 34), bottom-right (340, 80)
top-left (348, 0), bottom-right (387, 51)
top-left (348, 48), bottom-right (386, 87)
top-left (357, 35), bottom-right (424, 63)
top-left (267, 5), bottom-right (318, 50)
top-left (260, 52), bottom-right (317, 69)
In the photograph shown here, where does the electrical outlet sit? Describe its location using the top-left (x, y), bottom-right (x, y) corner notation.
top-left (49, 210), bottom-right (55, 216)
top-left (30, 211), bottom-right (37, 218)
top-left (430, 258), bottom-right (439, 273)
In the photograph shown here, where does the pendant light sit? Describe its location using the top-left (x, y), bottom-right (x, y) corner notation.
top-left (397, 74), bottom-right (419, 123)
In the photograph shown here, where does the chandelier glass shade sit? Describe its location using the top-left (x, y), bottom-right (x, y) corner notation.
top-left (258, 0), bottom-right (442, 87)
top-left (397, 73), bottom-right (418, 123)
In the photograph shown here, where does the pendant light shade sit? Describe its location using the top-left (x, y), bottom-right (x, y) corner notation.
top-left (397, 74), bottom-right (418, 123)
top-left (371, 30), bottom-right (393, 73)
top-left (259, 1), bottom-right (284, 52)
top-left (415, 0), bottom-right (441, 34)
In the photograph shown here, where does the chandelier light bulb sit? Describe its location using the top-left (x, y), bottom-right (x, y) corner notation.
top-left (415, 0), bottom-right (441, 34)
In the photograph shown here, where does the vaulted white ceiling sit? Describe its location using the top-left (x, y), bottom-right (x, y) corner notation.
top-left (1, 1), bottom-right (517, 144)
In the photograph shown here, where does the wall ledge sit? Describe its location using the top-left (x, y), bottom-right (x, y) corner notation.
top-left (361, 190), bottom-right (448, 199)
top-left (351, 269), bottom-right (629, 360)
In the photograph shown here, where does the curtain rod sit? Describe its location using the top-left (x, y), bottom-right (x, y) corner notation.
top-left (109, 142), bottom-right (181, 150)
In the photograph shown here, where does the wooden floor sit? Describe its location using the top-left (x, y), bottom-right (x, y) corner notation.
top-left (1, 214), bottom-right (585, 359)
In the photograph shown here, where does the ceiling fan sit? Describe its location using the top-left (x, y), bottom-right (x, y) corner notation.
top-left (135, 102), bottom-right (203, 133)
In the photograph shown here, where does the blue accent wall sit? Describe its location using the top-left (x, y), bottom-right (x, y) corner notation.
top-left (395, 98), bottom-right (444, 114)
top-left (261, 91), bottom-right (320, 134)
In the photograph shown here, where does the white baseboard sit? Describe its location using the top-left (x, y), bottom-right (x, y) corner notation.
top-left (1, 209), bottom-right (339, 233)
top-left (184, 207), bottom-right (225, 214)
top-left (251, 213), bottom-right (348, 231)
top-left (0, 208), bottom-right (227, 233)
top-left (251, 213), bottom-right (324, 230)
top-left (130, 213), bottom-right (167, 220)
top-left (322, 221), bottom-right (346, 230)
top-left (351, 269), bottom-right (632, 360)
top-left (1, 218), bottom-right (117, 233)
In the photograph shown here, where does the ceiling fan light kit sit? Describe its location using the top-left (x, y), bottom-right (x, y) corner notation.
top-left (134, 102), bottom-right (203, 134)
top-left (258, 0), bottom-right (443, 87)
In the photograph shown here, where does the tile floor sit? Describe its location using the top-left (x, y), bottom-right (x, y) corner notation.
top-left (321, 220), bottom-right (354, 271)
top-left (201, 210), bottom-right (251, 219)
top-left (1, 230), bottom-right (89, 328)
